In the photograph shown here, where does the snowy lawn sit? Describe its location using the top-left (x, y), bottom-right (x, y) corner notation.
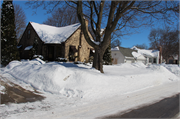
top-left (0, 58), bottom-right (180, 119)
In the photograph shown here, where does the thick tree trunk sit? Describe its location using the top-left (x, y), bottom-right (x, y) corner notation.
top-left (92, 36), bottom-right (111, 73)
top-left (93, 47), bottom-right (104, 73)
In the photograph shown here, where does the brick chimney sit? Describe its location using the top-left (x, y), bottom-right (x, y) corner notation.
top-left (159, 46), bottom-right (162, 64)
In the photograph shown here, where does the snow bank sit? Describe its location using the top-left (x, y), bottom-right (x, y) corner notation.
top-left (161, 64), bottom-right (180, 77)
top-left (0, 59), bottom-right (179, 102)
top-left (3, 62), bottom-right (74, 94)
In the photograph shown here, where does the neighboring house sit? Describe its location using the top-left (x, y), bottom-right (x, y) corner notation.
top-left (111, 46), bottom-right (138, 64)
top-left (167, 55), bottom-right (179, 64)
top-left (17, 20), bottom-right (94, 62)
top-left (131, 46), bottom-right (162, 64)
top-left (111, 46), bottom-right (162, 65)
top-left (131, 51), bottom-right (146, 64)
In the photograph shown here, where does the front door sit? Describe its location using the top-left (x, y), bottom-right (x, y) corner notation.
top-left (69, 46), bottom-right (77, 62)
top-left (48, 46), bottom-right (54, 61)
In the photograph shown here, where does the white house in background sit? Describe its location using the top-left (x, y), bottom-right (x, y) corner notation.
top-left (111, 46), bottom-right (162, 65)
top-left (111, 46), bottom-right (138, 64)
top-left (131, 46), bottom-right (162, 64)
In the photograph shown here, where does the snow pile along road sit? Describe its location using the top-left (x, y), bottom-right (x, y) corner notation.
top-left (161, 63), bottom-right (180, 77)
top-left (0, 59), bottom-right (179, 102)
top-left (0, 59), bottom-right (180, 119)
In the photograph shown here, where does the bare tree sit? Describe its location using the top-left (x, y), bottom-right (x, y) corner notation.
top-left (149, 26), bottom-right (179, 61)
top-left (134, 43), bottom-right (149, 49)
top-left (43, 5), bottom-right (79, 27)
top-left (14, 4), bottom-right (27, 42)
top-left (111, 39), bottom-right (121, 48)
top-left (26, 1), bottom-right (178, 73)
top-left (76, 1), bottom-right (178, 73)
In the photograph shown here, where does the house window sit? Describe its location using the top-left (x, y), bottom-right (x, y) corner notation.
top-left (169, 59), bottom-right (173, 64)
top-left (153, 58), bottom-right (157, 63)
top-left (27, 29), bottom-right (31, 39)
top-left (149, 58), bottom-right (152, 63)
top-left (69, 46), bottom-right (78, 61)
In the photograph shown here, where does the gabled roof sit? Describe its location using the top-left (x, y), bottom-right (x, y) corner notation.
top-left (132, 51), bottom-right (146, 60)
top-left (111, 46), bottom-right (137, 57)
top-left (119, 47), bottom-right (137, 57)
top-left (131, 46), bottom-right (159, 57)
top-left (173, 55), bottom-right (178, 60)
top-left (30, 22), bottom-right (81, 44)
top-left (169, 55), bottom-right (179, 60)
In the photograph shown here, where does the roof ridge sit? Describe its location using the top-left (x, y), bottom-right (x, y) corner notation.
top-left (30, 22), bottom-right (81, 44)
top-left (30, 21), bottom-right (81, 28)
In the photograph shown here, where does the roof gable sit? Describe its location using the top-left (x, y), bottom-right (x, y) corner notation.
top-left (131, 46), bottom-right (159, 57)
top-left (30, 22), bottom-right (81, 44)
top-left (118, 47), bottom-right (137, 57)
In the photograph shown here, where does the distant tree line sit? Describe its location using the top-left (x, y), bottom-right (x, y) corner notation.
top-left (14, 4), bottom-right (27, 42)
top-left (148, 26), bottom-right (179, 61)
top-left (43, 5), bottom-right (79, 27)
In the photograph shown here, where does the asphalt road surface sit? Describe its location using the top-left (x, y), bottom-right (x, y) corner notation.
top-left (101, 93), bottom-right (179, 118)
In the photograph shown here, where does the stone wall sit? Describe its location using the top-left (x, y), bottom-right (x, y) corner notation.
top-left (64, 28), bottom-right (81, 61)
top-left (79, 33), bottom-right (93, 63)
top-left (64, 27), bottom-right (93, 62)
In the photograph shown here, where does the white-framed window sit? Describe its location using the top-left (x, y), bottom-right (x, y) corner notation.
top-left (149, 58), bottom-right (153, 63)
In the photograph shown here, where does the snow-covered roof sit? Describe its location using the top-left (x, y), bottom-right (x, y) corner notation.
top-left (173, 55), bottom-right (178, 60)
top-left (132, 51), bottom-right (141, 58)
top-left (24, 46), bottom-right (33, 50)
top-left (112, 46), bottom-right (137, 58)
top-left (30, 22), bottom-right (81, 44)
top-left (111, 46), bottom-right (119, 51)
top-left (132, 51), bottom-right (146, 60)
top-left (131, 46), bottom-right (159, 57)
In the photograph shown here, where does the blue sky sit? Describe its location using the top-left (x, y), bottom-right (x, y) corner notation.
top-left (2, 1), bottom-right (177, 48)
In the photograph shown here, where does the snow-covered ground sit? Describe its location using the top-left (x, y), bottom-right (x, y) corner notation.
top-left (0, 59), bottom-right (180, 119)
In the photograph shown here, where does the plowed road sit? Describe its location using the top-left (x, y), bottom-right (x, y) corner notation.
top-left (34, 81), bottom-right (179, 119)
top-left (101, 93), bottom-right (179, 118)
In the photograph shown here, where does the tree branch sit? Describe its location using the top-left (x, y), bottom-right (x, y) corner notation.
top-left (93, 1), bottom-right (99, 17)
top-left (90, 2), bottom-right (97, 37)
top-left (77, 1), bottom-right (98, 48)
top-left (65, 1), bottom-right (77, 10)
top-left (96, 1), bottom-right (104, 42)
top-left (110, 1), bottom-right (135, 32)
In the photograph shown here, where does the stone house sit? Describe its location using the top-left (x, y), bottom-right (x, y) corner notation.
top-left (17, 20), bottom-right (94, 62)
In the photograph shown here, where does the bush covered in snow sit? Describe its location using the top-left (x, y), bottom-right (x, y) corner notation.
top-left (32, 55), bottom-right (44, 60)
top-left (56, 57), bottom-right (67, 62)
